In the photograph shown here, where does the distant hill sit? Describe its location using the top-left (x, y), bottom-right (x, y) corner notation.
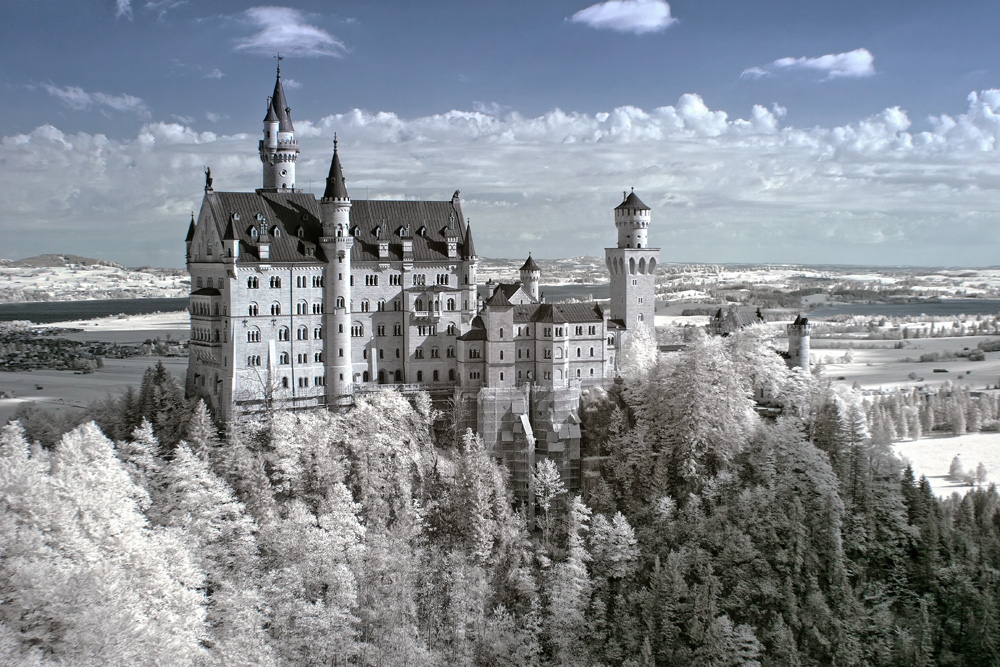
top-left (7, 254), bottom-right (127, 270)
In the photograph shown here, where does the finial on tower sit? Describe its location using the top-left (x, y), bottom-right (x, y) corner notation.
top-left (334, 132), bottom-right (338, 152)
top-left (274, 53), bottom-right (283, 76)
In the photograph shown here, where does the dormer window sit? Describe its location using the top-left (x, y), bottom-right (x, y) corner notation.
top-left (418, 226), bottom-right (427, 237)
top-left (297, 227), bottom-right (305, 238)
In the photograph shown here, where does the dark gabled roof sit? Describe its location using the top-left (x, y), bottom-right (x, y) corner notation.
top-left (201, 191), bottom-right (474, 265)
top-left (792, 314), bottom-right (809, 326)
top-left (185, 215), bottom-right (196, 242)
top-left (464, 223), bottom-right (477, 259)
top-left (191, 287), bottom-right (221, 296)
top-left (485, 286), bottom-right (512, 308)
top-left (497, 283), bottom-right (524, 300)
top-left (713, 306), bottom-right (764, 330)
top-left (512, 302), bottom-right (604, 324)
top-left (268, 67), bottom-right (294, 133)
top-left (323, 139), bottom-right (349, 200)
top-left (520, 254), bottom-right (540, 272)
top-left (348, 199), bottom-right (473, 262)
top-left (615, 189), bottom-right (649, 211)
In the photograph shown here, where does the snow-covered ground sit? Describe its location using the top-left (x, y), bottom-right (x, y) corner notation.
top-left (894, 432), bottom-right (1000, 498)
top-left (0, 260), bottom-right (187, 302)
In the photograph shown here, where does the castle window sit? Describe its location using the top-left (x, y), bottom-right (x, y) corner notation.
top-left (544, 371), bottom-right (552, 380)
top-left (556, 327), bottom-right (564, 337)
top-left (608, 335), bottom-right (615, 345)
top-left (447, 346), bottom-right (455, 358)
top-left (395, 370), bottom-right (403, 382)
top-left (336, 297), bottom-right (345, 309)
top-left (247, 277), bottom-right (259, 289)
top-left (270, 276), bottom-right (281, 288)
top-left (638, 314), bottom-right (644, 322)
top-left (350, 276), bottom-right (354, 286)
top-left (589, 326), bottom-right (596, 335)
top-left (339, 348), bottom-right (344, 357)
top-left (248, 303), bottom-right (259, 316)
top-left (282, 377), bottom-right (289, 388)
top-left (377, 324), bottom-right (386, 336)
top-left (447, 323), bottom-right (456, 335)
top-left (499, 328), bottom-right (504, 339)
top-left (415, 348), bottom-right (424, 359)
top-left (378, 349), bottom-right (384, 360)
top-left (394, 301), bottom-right (401, 311)
top-left (313, 276), bottom-right (323, 287)
top-left (313, 327), bottom-right (322, 339)
top-left (417, 371), bottom-right (423, 382)
top-left (500, 372), bottom-right (504, 381)
top-left (415, 298), bottom-right (423, 311)
top-left (377, 299), bottom-right (385, 311)
top-left (361, 300), bottom-right (370, 313)
top-left (449, 369), bottom-right (455, 381)
top-left (433, 370), bottom-right (439, 381)
top-left (339, 324), bottom-right (343, 333)
top-left (394, 324), bottom-right (402, 336)
top-left (313, 303), bottom-right (323, 314)
top-left (363, 371), bottom-right (369, 382)
top-left (590, 368), bottom-right (595, 376)
top-left (431, 347), bottom-right (440, 358)
top-left (544, 328), bottom-right (551, 337)
top-left (247, 355), bottom-right (262, 366)
top-left (577, 369), bottom-right (581, 378)
top-left (363, 349), bottom-right (368, 359)
top-left (296, 300), bottom-right (307, 315)
top-left (247, 328), bottom-right (261, 343)
top-left (389, 274), bottom-right (401, 286)
top-left (196, 277), bottom-right (203, 288)
top-left (447, 298), bottom-right (455, 310)
top-left (577, 348), bottom-right (581, 357)
top-left (270, 302), bottom-right (281, 316)
top-left (297, 326), bottom-right (308, 340)
top-left (396, 348), bottom-right (400, 358)
top-left (590, 347), bottom-right (595, 357)
top-left (576, 326), bottom-right (583, 336)
top-left (279, 352), bottom-right (289, 364)
top-left (555, 348), bottom-right (563, 359)
top-left (518, 349), bottom-right (522, 359)
top-left (469, 348), bottom-right (481, 359)
top-left (499, 350), bottom-right (504, 360)
top-left (278, 326), bottom-right (290, 341)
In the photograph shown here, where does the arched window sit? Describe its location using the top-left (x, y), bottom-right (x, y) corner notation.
top-left (248, 303), bottom-right (258, 316)
top-left (282, 377), bottom-right (289, 388)
top-left (313, 327), bottom-right (322, 339)
top-left (577, 348), bottom-right (581, 357)
top-left (499, 328), bottom-right (504, 338)
top-left (363, 371), bottom-right (369, 382)
top-left (270, 276), bottom-right (281, 288)
top-left (247, 276), bottom-right (259, 289)
top-left (246, 328), bottom-right (261, 343)
top-left (296, 300), bottom-right (308, 315)
top-left (278, 327), bottom-right (290, 341)
top-left (414, 298), bottom-right (423, 311)
top-left (499, 350), bottom-right (504, 360)
top-left (297, 326), bottom-right (308, 340)
top-left (361, 300), bottom-right (370, 313)
top-left (270, 302), bottom-right (281, 316)
top-left (336, 296), bottom-right (345, 309)
top-left (433, 370), bottom-right (439, 381)
top-left (417, 370), bottom-right (423, 382)
top-left (279, 352), bottom-right (289, 364)
top-left (589, 346), bottom-right (595, 357)
top-left (395, 370), bottom-right (403, 382)
top-left (447, 298), bottom-right (455, 310)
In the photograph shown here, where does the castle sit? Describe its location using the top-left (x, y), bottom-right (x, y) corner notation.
top-left (184, 68), bottom-right (661, 491)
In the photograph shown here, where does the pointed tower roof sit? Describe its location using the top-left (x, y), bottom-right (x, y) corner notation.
top-left (185, 214), bottom-right (196, 242)
top-left (267, 65), bottom-right (294, 132)
top-left (615, 188), bottom-right (649, 211)
top-left (485, 285), bottom-right (512, 307)
top-left (519, 254), bottom-right (540, 272)
top-left (263, 96), bottom-right (279, 123)
top-left (222, 218), bottom-right (237, 241)
top-left (323, 135), bottom-right (349, 200)
top-left (463, 222), bottom-right (477, 259)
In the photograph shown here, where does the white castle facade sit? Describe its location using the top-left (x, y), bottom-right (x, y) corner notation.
top-left (185, 68), bottom-right (659, 432)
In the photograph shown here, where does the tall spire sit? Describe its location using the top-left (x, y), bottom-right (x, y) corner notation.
top-left (268, 63), bottom-right (294, 132)
top-left (323, 134), bottom-right (349, 200)
top-left (464, 222), bottom-right (477, 259)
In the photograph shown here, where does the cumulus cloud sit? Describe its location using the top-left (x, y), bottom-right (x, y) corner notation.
top-left (235, 6), bottom-right (346, 57)
top-left (116, 0), bottom-right (132, 20)
top-left (570, 0), bottom-right (676, 35)
top-left (744, 48), bottom-right (876, 81)
top-left (205, 68), bottom-right (224, 80)
top-left (43, 84), bottom-right (150, 117)
top-left (8, 88), bottom-right (1000, 266)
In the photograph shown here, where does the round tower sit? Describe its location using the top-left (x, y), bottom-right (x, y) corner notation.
top-left (606, 189), bottom-right (659, 330)
top-left (319, 136), bottom-right (354, 404)
top-left (615, 187), bottom-right (651, 249)
top-left (786, 315), bottom-right (812, 370)
top-left (519, 254), bottom-right (541, 302)
top-left (258, 64), bottom-right (299, 191)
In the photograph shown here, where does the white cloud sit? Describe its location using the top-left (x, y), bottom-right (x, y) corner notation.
top-left (116, 0), bottom-right (132, 20)
top-left (205, 112), bottom-right (227, 123)
top-left (145, 0), bottom-right (186, 20)
top-left (746, 48), bottom-right (876, 81)
top-left (235, 6), bottom-right (346, 58)
top-left (282, 78), bottom-right (302, 89)
top-left (9, 88), bottom-right (1000, 266)
top-left (43, 84), bottom-right (150, 117)
top-left (570, 0), bottom-right (676, 35)
top-left (205, 68), bottom-right (224, 80)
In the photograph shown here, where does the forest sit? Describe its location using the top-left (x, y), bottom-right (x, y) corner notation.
top-left (2, 328), bottom-right (1000, 666)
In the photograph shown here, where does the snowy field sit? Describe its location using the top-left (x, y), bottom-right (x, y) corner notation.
top-left (0, 262), bottom-right (186, 302)
top-left (894, 433), bottom-right (1000, 498)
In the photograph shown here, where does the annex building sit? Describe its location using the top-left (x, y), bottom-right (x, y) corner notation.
top-left (185, 68), bottom-right (659, 496)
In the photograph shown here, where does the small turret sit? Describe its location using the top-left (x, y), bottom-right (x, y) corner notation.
top-left (614, 188), bottom-right (651, 249)
top-left (519, 253), bottom-right (541, 302)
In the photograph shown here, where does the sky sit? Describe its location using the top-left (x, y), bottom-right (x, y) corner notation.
top-left (5, 1), bottom-right (1000, 268)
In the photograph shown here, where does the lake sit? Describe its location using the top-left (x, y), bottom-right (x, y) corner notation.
top-left (0, 298), bottom-right (189, 324)
top-left (804, 300), bottom-right (1000, 319)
